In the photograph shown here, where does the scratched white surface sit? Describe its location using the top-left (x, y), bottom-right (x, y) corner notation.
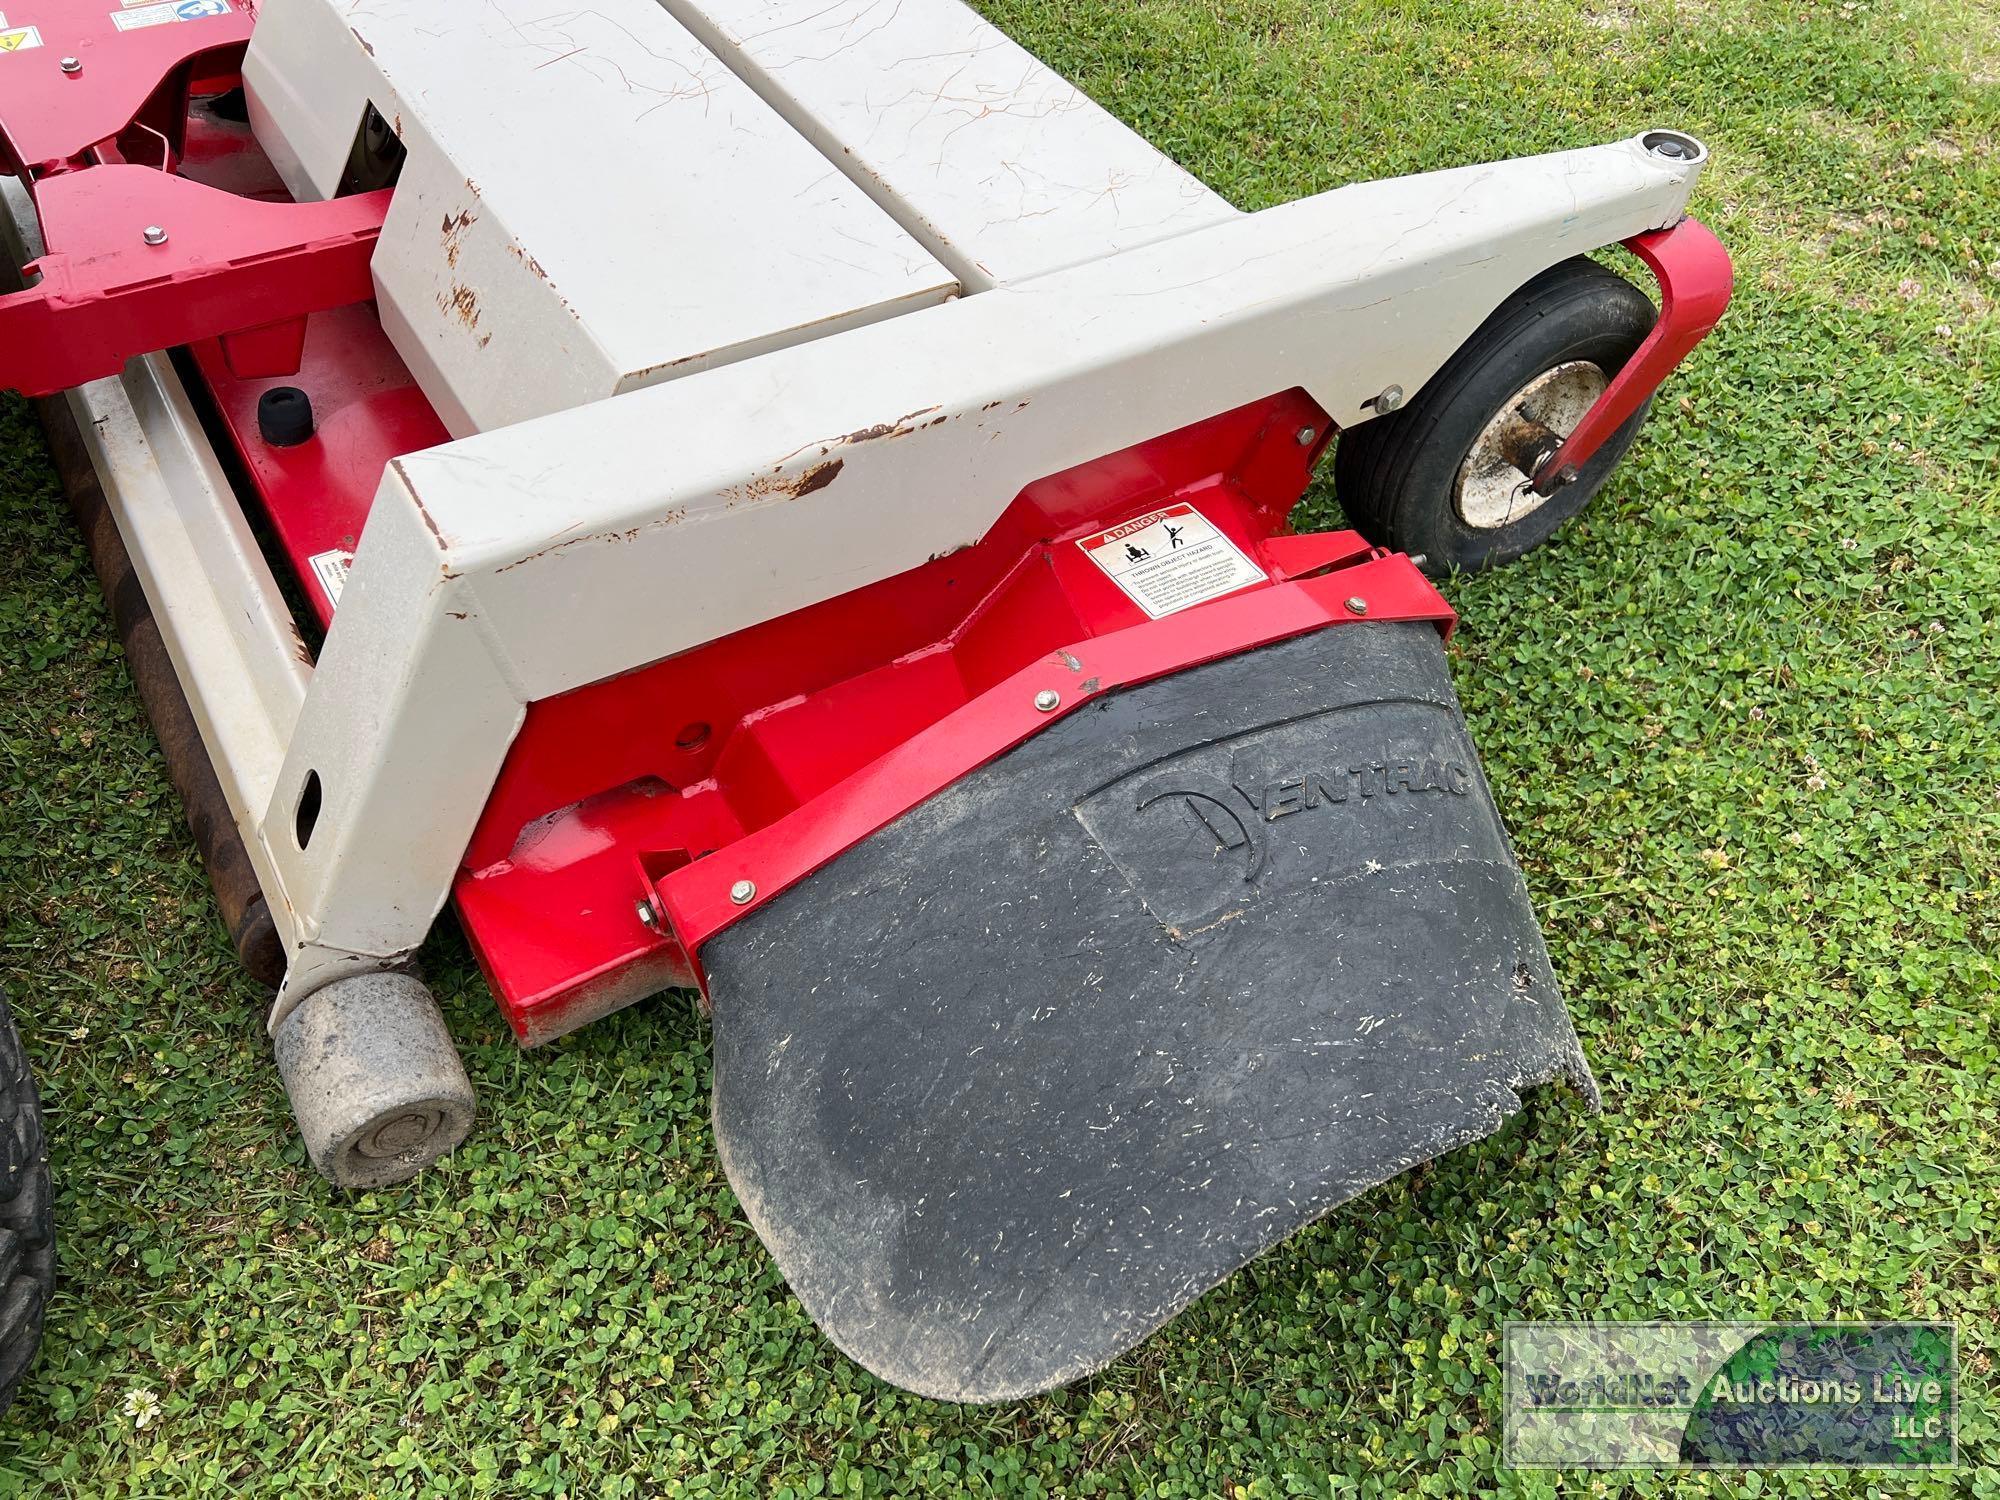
top-left (245, 0), bottom-right (959, 435)
top-left (659, 0), bottom-right (1238, 287)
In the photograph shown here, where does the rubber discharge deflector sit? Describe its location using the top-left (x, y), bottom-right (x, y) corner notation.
top-left (705, 622), bottom-right (1598, 1401)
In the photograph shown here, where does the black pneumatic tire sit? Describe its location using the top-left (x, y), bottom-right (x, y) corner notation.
top-left (1334, 257), bottom-right (1658, 575)
top-left (0, 992), bottom-right (53, 1416)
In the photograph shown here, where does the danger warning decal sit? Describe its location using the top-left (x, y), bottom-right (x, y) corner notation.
top-left (0, 23), bottom-right (42, 50)
top-left (1077, 504), bottom-right (1266, 619)
top-left (309, 548), bottom-right (353, 607)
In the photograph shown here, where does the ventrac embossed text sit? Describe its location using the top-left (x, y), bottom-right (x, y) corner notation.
top-left (1250, 758), bottom-right (1472, 821)
top-left (1129, 752), bottom-right (1477, 885)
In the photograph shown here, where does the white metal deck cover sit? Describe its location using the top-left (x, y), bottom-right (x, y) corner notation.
top-left (655, 0), bottom-right (1240, 287)
top-left (243, 0), bottom-right (961, 436)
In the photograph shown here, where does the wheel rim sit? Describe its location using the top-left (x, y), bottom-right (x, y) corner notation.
top-left (1453, 361), bottom-right (1609, 530)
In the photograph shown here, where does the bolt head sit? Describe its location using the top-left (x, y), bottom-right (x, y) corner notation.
top-left (728, 878), bottom-right (757, 906)
top-left (1034, 689), bottom-right (1061, 713)
top-left (59, 56), bottom-right (82, 75)
top-left (141, 224), bottom-right (168, 246)
top-left (1295, 426), bottom-right (1319, 446)
top-left (634, 898), bottom-right (660, 932)
top-left (1373, 385), bottom-right (1404, 414)
top-left (1344, 596), bottom-right (1369, 616)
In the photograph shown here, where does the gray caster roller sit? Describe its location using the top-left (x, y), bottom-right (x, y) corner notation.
top-left (273, 972), bottom-right (476, 1191)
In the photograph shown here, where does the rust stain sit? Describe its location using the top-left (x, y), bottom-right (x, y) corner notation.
top-left (841, 405), bottom-right (943, 445)
top-left (438, 282), bottom-right (481, 331)
top-left (496, 525), bottom-right (643, 574)
top-left (441, 207), bottom-right (478, 270)
top-left (719, 459), bottom-right (851, 508)
top-left (395, 461), bottom-right (449, 550)
top-left (505, 242), bottom-right (552, 282)
top-left (793, 458), bottom-right (844, 497)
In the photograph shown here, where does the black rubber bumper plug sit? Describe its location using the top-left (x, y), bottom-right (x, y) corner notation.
top-left (257, 386), bottom-right (315, 447)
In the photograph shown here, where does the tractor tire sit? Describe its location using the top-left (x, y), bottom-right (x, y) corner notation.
top-left (0, 992), bottom-right (53, 1417)
top-left (1334, 256), bottom-right (1657, 575)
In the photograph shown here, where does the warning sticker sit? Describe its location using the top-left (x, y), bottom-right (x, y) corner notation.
top-left (0, 24), bottom-right (41, 50)
top-left (111, 0), bottom-right (230, 30)
top-left (1077, 504), bottom-right (1265, 619)
top-left (309, 549), bottom-right (353, 607)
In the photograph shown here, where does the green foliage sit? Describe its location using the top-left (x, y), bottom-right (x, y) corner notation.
top-left (0, 0), bottom-right (1994, 1493)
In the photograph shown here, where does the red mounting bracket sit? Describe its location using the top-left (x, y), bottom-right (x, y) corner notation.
top-left (0, 166), bottom-right (388, 396)
top-left (1531, 215), bottom-right (1734, 495)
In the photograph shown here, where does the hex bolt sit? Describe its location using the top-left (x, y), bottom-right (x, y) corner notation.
top-left (634, 898), bottom-right (661, 933)
top-left (141, 224), bottom-right (168, 246)
top-left (1034, 689), bottom-right (1061, 713)
top-left (729, 879), bottom-right (757, 906)
top-left (59, 56), bottom-right (82, 76)
top-left (1295, 426), bottom-right (1319, 446)
top-left (1344, 596), bottom-right (1369, 616)
top-left (1372, 385), bottom-right (1404, 413)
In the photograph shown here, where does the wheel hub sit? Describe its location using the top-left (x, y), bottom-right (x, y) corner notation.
top-left (359, 1108), bottom-right (444, 1158)
top-left (1454, 361), bottom-right (1609, 530)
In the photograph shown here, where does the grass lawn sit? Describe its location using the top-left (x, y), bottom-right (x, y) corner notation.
top-left (1, 0), bottom-right (1995, 1493)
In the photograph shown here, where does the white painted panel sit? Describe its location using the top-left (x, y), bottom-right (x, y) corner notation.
top-left (244, 0), bottom-right (959, 435)
top-left (659, 0), bottom-right (1239, 288)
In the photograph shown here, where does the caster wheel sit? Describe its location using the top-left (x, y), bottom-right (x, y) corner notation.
top-left (1334, 256), bottom-right (1658, 575)
top-left (0, 991), bottom-right (53, 1417)
top-left (273, 973), bottom-right (475, 1191)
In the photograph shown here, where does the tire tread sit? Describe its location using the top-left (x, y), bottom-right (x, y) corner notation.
top-left (0, 994), bottom-right (53, 1417)
top-left (1335, 256), bottom-right (1653, 570)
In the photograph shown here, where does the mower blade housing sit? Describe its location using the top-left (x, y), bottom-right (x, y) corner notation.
top-left (705, 620), bottom-right (1597, 1402)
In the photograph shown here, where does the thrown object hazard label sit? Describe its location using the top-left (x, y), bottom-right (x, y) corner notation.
top-left (309, 548), bottom-right (353, 606)
top-left (1077, 504), bottom-right (1265, 619)
top-left (112, 0), bottom-right (230, 30)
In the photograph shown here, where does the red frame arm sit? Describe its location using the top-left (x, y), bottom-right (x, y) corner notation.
top-left (0, 166), bottom-right (387, 396)
top-left (1531, 215), bottom-right (1734, 495)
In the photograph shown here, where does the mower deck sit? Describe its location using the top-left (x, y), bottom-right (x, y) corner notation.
top-left (0, 0), bottom-right (1729, 1400)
